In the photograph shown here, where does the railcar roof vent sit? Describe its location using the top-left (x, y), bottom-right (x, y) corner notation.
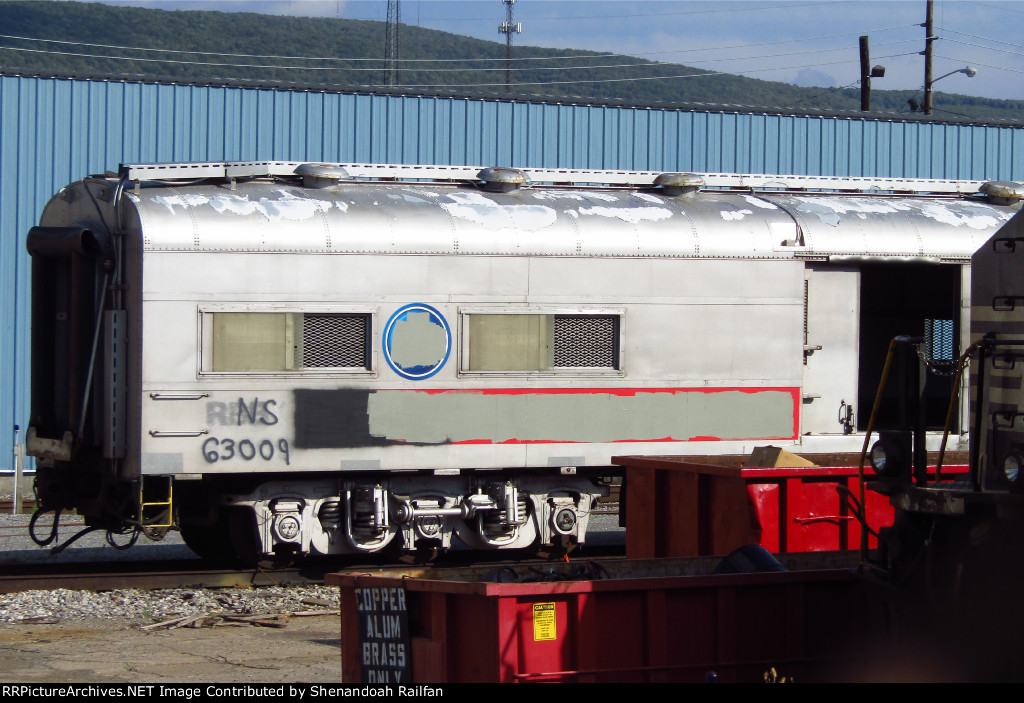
top-left (294, 163), bottom-right (350, 189)
top-left (476, 167), bottom-right (529, 193)
top-left (980, 181), bottom-right (1024, 206)
top-left (654, 172), bottom-right (704, 197)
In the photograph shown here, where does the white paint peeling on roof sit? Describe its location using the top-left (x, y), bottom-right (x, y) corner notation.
top-left (528, 191), bottom-right (620, 203)
top-left (207, 195), bottom-right (260, 217)
top-left (529, 192), bottom-right (586, 202)
top-left (791, 197), bottom-right (908, 227)
top-left (440, 191), bottom-right (557, 230)
top-left (796, 197), bottom-right (910, 216)
top-left (916, 202), bottom-right (1004, 229)
top-left (387, 193), bottom-right (431, 204)
top-left (743, 195), bottom-right (779, 210)
top-left (150, 190), bottom-right (334, 221)
top-left (257, 190), bottom-right (334, 220)
top-left (720, 209), bottom-right (755, 221)
top-left (790, 196), bottom-right (1004, 230)
top-left (632, 192), bottom-right (665, 204)
top-left (578, 204), bottom-right (673, 223)
top-left (150, 193), bottom-right (216, 214)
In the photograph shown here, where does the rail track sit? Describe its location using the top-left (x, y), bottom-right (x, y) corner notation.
top-left (0, 499), bottom-right (37, 514)
top-left (0, 543), bottom-right (626, 594)
top-left (0, 559), bottom-right (325, 594)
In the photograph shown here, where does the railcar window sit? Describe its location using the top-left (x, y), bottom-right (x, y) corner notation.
top-left (466, 314), bottom-right (619, 371)
top-left (210, 312), bottom-right (371, 372)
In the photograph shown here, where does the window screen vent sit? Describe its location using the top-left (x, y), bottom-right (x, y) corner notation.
top-left (297, 313), bottom-right (370, 368)
top-left (553, 315), bottom-right (618, 368)
top-left (925, 318), bottom-right (955, 362)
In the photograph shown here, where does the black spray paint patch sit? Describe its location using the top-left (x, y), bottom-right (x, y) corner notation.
top-left (293, 388), bottom-right (390, 449)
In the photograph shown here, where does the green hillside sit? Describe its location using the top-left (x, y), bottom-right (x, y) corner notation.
top-left (0, 0), bottom-right (1019, 124)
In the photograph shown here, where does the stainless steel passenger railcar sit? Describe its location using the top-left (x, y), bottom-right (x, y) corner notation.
top-left (24, 162), bottom-right (1023, 561)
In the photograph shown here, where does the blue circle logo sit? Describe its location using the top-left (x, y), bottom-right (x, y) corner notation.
top-left (382, 303), bottom-right (451, 380)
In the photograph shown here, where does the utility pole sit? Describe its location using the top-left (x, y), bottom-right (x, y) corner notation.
top-left (498, 0), bottom-right (521, 92)
top-left (923, 0), bottom-right (935, 115)
top-left (385, 0), bottom-right (401, 86)
top-left (860, 36), bottom-right (871, 111)
top-left (859, 36), bottom-right (885, 112)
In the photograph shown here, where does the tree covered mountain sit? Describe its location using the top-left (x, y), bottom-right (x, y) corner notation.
top-left (0, 0), bottom-right (1019, 124)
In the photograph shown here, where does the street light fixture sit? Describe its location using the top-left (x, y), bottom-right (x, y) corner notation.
top-left (935, 66), bottom-right (978, 82)
top-left (924, 66), bottom-right (976, 115)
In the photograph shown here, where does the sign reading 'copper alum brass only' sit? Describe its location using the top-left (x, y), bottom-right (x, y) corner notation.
top-left (355, 587), bottom-right (412, 684)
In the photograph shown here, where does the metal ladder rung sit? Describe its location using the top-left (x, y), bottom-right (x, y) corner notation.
top-left (140, 478), bottom-right (173, 529)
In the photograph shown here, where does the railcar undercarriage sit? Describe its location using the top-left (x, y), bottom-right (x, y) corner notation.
top-left (173, 469), bottom-right (609, 562)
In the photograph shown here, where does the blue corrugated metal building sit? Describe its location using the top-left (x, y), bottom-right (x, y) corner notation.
top-left (2, 71), bottom-right (1024, 468)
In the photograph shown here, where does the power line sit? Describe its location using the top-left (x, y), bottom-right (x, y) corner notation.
top-left (941, 37), bottom-right (1024, 60)
top-left (0, 33), bottom-right (921, 76)
top-left (938, 27), bottom-right (1024, 52)
top-left (934, 54), bottom-right (1024, 76)
top-left (0, 41), bottom-right (905, 79)
top-left (367, 53), bottom-right (914, 90)
top-left (964, 0), bottom-right (1024, 16)
top-left (781, 80), bottom-right (860, 110)
top-left (0, 45), bottom-right (347, 71)
top-left (385, 1), bottom-right (858, 24)
top-left (0, 23), bottom-right (922, 65)
top-left (0, 8), bottom-right (1012, 98)
top-left (674, 38), bottom-right (917, 67)
top-left (0, 42), bottom-right (706, 75)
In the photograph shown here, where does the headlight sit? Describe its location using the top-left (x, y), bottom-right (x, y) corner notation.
top-left (1003, 453), bottom-right (1023, 484)
top-left (870, 442), bottom-right (889, 474)
top-left (869, 431), bottom-right (911, 479)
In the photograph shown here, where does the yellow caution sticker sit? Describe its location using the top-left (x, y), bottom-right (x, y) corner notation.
top-left (532, 602), bottom-right (557, 641)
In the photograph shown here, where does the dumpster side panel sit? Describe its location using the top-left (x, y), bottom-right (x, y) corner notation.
top-left (786, 478), bottom-right (847, 551)
top-left (333, 566), bottom-right (868, 682)
top-left (410, 592), bottom-right (453, 683)
top-left (340, 581), bottom-right (361, 683)
top-left (619, 457), bottom-right (924, 557)
top-left (747, 482), bottom-right (781, 552)
top-left (447, 594), bottom-right (501, 683)
top-left (512, 597), bottom-right (575, 681)
top-left (661, 586), bottom-right (720, 679)
top-left (709, 474), bottom-right (761, 555)
top-left (592, 591), bottom-right (650, 681)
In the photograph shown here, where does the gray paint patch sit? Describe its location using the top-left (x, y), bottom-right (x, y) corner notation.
top-left (388, 311), bottom-right (448, 368)
top-left (340, 459), bottom-right (382, 470)
top-left (547, 456), bottom-right (587, 466)
top-left (142, 452), bottom-right (184, 473)
top-left (366, 389), bottom-right (796, 443)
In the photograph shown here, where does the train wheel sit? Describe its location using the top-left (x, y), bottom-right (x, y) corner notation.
top-left (398, 542), bottom-right (441, 565)
top-left (227, 508), bottom-right (296, 568)
top-left (368, 530), bottom-right (405, 563)
top-left (179, 512), bottom-right (237, 562)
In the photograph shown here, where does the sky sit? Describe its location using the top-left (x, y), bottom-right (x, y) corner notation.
top-left (79, 0), bottom-right (1024, 101)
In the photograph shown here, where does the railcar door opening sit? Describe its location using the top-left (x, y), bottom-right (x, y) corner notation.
top-left (856, 262), bottom-right (962, 432)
